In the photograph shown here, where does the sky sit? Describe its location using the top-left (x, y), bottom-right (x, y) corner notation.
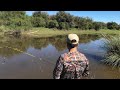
top-left (26, 11), bottom-right (120, 24)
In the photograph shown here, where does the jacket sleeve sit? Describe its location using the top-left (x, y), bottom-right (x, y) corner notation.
top-left (82, 56), bottom-right (90, 77)
top-left (53, 56), bottom-right (64, 79)
top-left (82, 63), bottom-right (90, 77)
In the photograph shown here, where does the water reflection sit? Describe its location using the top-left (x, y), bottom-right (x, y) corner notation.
top-left (0, 35), bottom-right (100, 57)
top-left (0, 35), bottom-right (120, 79)
top-left (0, 36), bottom-right (30, 57)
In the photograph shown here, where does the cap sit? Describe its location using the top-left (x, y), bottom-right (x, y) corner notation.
top-left (67, 34), bottom-right (79, 44)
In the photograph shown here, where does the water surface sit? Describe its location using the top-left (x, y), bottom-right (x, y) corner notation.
top-left (0, 35), bottom-right (120, 79)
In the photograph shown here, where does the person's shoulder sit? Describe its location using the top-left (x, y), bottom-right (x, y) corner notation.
top-left (78, 51), bottom-right (85, 56)
top-left (78, 52), bottom-right (89, 63)
top-left (60, 53), bottom-right (67, 59)
top-left (78, 52), bottom-right (88, 59)
top-left (59, 53), bottom-right (69, 61)
top-left (60, 53), bottom-right (64, 58)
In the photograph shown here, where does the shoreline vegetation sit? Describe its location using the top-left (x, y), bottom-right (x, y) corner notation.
top-left (102, 35), bottom-right (120, 68)
top-left (21, 28), bottom-right (120, 38)
top-left (0, 11), bottom-right (120, 38)
top-left (1, 27), bottom-right (120, 38)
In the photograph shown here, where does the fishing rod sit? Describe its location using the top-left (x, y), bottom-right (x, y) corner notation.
top-left (5, 46), bottom-right (38, 59)
top-left (0, 46), bottom-right (55, 65)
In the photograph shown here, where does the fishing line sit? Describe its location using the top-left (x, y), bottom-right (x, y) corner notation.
top-left (0, 46), bottom-right (55, 65)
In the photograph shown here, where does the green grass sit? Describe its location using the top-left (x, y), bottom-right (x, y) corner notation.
top-left (22, 27), bottom-right (120, 38)
top-left (0, 32), bottom-right (3, 35)
top-left (102, 34), bottom-right (120, 68)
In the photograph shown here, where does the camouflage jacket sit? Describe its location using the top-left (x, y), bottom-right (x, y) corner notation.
top-left (53, 51), bottom-right (90, 79)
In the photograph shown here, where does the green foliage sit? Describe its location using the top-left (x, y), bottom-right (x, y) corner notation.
top-left (33, 11), bottom-right (49, 20)
top-left (50, 15), bottom-right (56, 20)
top-left (118, 25), bottom-right (120, 30)
top-left (0, 11), bottom-right (119, 31)
top-left (31, 17), bottom-right (46, 27)
top-left (107, 22), bottom-right (119, 30)
top-left (93, 22), bottom-right (101, 31)
top-left (0, 11), bottom-right (32, 31)
top-left (102, 35), bottom-right (120, 68)
top-left (56, 11), bottom-right (67, 22)
top-left (73, 17), bottom-right (93, 30)
top-left (56, 11), bottom-right (74, 29)
top-left (58, 22), bottom-right (66, 30)
top-left (0, 25), bottom-right (9, 32)
top-left (93, 22), bottom-right (107, 31)
top-left (32, 11), bottom-right (49, 28)
top-left (48, 20), bottom-right (58, 28)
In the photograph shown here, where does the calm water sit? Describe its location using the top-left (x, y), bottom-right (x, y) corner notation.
top-left (0, 35), bottom-right (120, 79)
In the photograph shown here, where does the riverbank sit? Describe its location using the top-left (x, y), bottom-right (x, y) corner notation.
top-left (22, 28), bottom-right (120, 38)
top-left (1, 28), bottom-right (120, 38)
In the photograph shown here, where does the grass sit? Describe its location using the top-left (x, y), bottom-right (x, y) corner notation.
top-left (101, 34), bottom-right (120, 68)
top-left (22, 27), bottom-right (120, 38)
top-left (0, 32), bottom-right (4, 36)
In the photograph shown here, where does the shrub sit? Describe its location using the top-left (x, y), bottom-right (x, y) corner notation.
top-left (102, 34), bottom-right (120, 68)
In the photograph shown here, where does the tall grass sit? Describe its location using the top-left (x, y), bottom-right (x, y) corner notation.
top-left (1, 27), bottom-right (120, 38)
top-left (102, 34), bottom-right (120, 68)
top-left (22, 28), bottom-right (120, 38)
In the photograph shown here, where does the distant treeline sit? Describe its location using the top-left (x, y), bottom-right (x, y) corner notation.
top-left (0, 11), bottom-right (120, 31)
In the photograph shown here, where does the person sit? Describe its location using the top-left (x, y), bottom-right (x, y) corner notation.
top-left (53, 34), bottom-right (90, 79)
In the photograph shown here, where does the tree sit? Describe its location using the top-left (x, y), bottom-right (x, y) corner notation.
top-left (59, 22), bottom-right (66, 30)
top-left (56, 11), bottom-right (67, 22)
top-left (93, 22), bottom-right (101, 31)
top-left (33, 11), bottom-right (49, 19)
top-left (48, 20), bottom-right (58, 28)
top-left (49, 15), bottom-right (56, 20)
top-left (107, 22), bottom-right (119, 30)
top-left (0, 11), bottom-right (32, 30)
top-left (82, 17), bottom-right (93, 30)
top-left (56, 11), bottom-right (74, 29)
top-left (74, 16), bottom-right (80, 28)
top-left (31, 17), bottom-right (46, 27)
top-left (65, 22), bottom-right (69, 30)
top-left (118, 24), bottom-right (120, 30)
top-left (0, 11), bottom-right (119, 31)
top-left (74, 16), bottom-right (93, 30)
top-left (32, 11), bottom-right (49, 27)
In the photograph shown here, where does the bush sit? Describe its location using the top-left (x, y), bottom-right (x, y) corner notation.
top-left (102, 34), bottom-right (120, 68)
top-left (48, 20), bottom-right (58, 28)
top-left (31, 17), bottom-right (46, 27)
top-left (107, 22), bottom-right (119, 30)
top-left (0, 25), bottom-right (9, 32)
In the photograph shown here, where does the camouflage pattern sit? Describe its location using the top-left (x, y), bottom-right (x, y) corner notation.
top-left (53, 51), bottom-right (90, 79)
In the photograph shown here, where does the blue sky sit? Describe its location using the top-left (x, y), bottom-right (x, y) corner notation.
top-left (26, 11), bottom-right (120, 24)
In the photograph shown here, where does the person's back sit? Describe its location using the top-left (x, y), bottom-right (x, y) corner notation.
top-left (53, 34), bottom-right (90, 79)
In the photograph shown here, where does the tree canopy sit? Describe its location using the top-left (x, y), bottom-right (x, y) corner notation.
top-left (0, 11), bottom-right (119, 31)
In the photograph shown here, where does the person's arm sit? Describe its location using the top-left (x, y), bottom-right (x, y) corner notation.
top-left (82, 56), bottom-right (90, 77)
top-left (53, 56), bottom-right (64, 79)
top-left (82, 62), bottom-right (89, 77)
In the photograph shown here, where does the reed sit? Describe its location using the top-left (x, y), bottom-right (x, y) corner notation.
top-left (102, 34), bottom-right (120, 68)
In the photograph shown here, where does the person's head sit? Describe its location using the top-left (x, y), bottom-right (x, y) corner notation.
top-left (67, 34), bottom-right (79, 50)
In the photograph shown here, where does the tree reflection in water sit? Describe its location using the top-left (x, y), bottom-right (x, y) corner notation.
top-left (0, 35), bottom-right (100, 57)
